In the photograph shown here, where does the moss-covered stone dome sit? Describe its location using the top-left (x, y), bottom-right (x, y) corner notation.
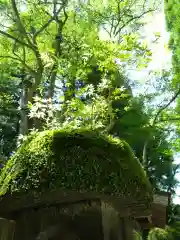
top-left (0, 128), bottom-right (152, 202)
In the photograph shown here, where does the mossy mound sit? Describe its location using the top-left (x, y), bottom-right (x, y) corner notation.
top-left (0, 128), bottom-right (152, 202)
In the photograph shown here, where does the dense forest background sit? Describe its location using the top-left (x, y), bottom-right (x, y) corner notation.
top-left (0, 0), bottom-right (180, 237)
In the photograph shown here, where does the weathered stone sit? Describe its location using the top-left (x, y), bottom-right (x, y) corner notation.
top-left (0, 218), bottom-right (16, 240)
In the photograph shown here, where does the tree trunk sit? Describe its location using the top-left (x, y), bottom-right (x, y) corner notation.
top-left (19, 74), bottom-right (43, 135)
top-left (19, 82), bottom-right (29, 136)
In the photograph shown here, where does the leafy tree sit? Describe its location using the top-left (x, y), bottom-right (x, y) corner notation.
top-left (165, 0), bottom-right (180, 89)
top-left (0, 0), bottom-right (178, 211)
top-left (0, 71), bottom-right (20, 163)
top-left (165, 0), bottom-right (180, 155)
top-left (0, 0), bottom-right (154, 134)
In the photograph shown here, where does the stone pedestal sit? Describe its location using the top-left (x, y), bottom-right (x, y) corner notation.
top-left (101, 201), bottom-right (133, 240)
top-left (0, 218), bottom-right (16, 240)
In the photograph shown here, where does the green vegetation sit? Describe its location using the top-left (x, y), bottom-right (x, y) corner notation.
top-left (0, 128), bottom-right (152, 202)
top-left (165, 0), bottom-right (180, 89)
top-left (0, 0), bottom-right (180, 236)
top-left (147, 228), bottom-right (171, 240)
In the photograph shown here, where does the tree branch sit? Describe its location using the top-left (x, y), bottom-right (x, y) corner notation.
top-left (142, 88), bottom-right (180, 166)
top-left (0, 9), bottom-right (42, 79)
top-left (0, 30), bottom-right (34, 50)
top-left (153, 89), bottom-right (180, 125)
top-left (11, 0), bottom-right (32, 46)
top-left (47, 5), bottom-right (68, 99)
top-left (33, 17), bottom-right (55, 39)
top-left (11, 0), bottom-right (45, 77)
top-left (158, 117), bottom-right (180, 123)
top-left (31, 2), bottom-right (68, 82)
top-left (33, 2), bottom-right (67, 39)
top-left (114, 9), bottom-right (154, 37)
top-left (0, 55), bottom-right (36, 77)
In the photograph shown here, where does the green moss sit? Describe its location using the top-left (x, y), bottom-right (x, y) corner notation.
top-left (0, 128), bottom-right (152, 202)
top-left (148, 228), bottom-right (170, 240)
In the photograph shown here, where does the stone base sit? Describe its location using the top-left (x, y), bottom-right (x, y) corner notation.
top-left (0, 200), bottom-right (135, 240)
top-left (0, 218), bottom-right (16, 240)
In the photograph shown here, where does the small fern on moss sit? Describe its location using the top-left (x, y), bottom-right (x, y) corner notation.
top-left (148, 228), bottom-right (172, 240)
